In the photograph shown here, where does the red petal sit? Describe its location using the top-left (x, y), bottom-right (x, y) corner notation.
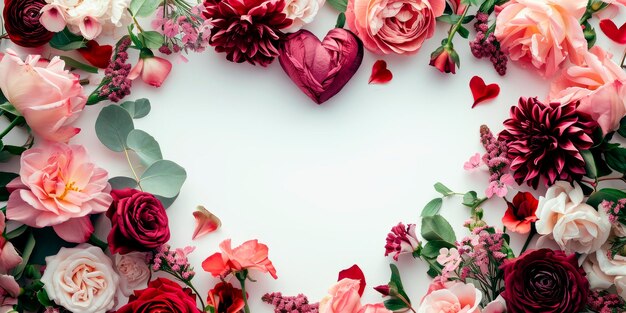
top-left (77, 40), bottom-right (113, 68)
top-left (599, 19), bottom-right (626, 45)
top-left (338, 264), bottom-right (366, 296)
top-left (192, 206), bottom-right (222, 240)
top-left (470, 76), bottom-right (500, 108)
top-left (368, 60), bottom-right (393, 84)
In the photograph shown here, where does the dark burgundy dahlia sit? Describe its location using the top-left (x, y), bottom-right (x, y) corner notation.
top-left (499, 97), bottom-right (596, 189)
top-left (203, 0), bottom-right (292, 66)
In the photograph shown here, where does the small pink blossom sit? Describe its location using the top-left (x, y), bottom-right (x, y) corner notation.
top-left (463, 153), bottom-right (482, 170)
top-left (192, 206), bottom-right (221, 240)
top-left (384, 223), bottom-right (421, 261)
top-left (485, 173), bottom-right (514, 198)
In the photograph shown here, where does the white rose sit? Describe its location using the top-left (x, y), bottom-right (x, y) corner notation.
top-left (41, 244), bottom-right (119, 313)
top-left (115, 252), bottom-right (150, 297)
top-left (615, 276), bottom-right (626, 299)
top-left (42, 0), bottom-right (130, 39)
top-left (582, 253), bottom-right (615, 290)
top-left (536, 181), bottom-right (611, 254)
top-left (282, 0), bottom-right (325, 32)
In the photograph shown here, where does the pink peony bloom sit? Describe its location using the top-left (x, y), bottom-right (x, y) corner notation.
top-left (550, 46), bottom-right (626, 135)
top-left (0, 49), bottom-right (86, 142)
top-left (0, 212), bottom-right (21, 275)
top-left (6, 142), bottom-right (113, 243)
top-left (346, 0), bottom-right (445, 54)
top-left (202, 239), bottom-right (278, 279)
top-left (494, 0), bottom-right (587, 77)
top-left (418, 281), bottom-right (482, 313)
top-left (0, 274), bottom-right (19, 312)
top-left (320, 279), bottom-right (391, 313)
top-left (128, 55), bottom-right (172, 87)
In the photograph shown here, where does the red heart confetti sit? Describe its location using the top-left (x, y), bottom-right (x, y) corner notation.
top-left (78, 40), bottom-right (113, 68)
top-left (599, 19), bottom-right (626, 45)
top-left (338, 264), bottom-right (366, 296)
top-left (470, 76), bottom-right (500, 108)
top-left (369, 60), bottom-right (393, 84)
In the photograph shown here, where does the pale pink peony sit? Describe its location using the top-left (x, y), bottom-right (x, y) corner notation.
top-left (345, 0), bottom-right (445, 54)
top-left (418, 281), bottom-right (482, 313)
top-left (494, 0), bottom-right (587, 77)
top-left (6, 142), bottom-right (113, 243)
top-left (550, 46), bottom-right (626, 134)
top-left (0, 212), bottom-right (21, 275)
top-left (0, 49), bottom-right (85, 142)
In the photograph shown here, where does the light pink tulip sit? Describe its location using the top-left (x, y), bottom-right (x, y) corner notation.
top-left (550, 46), bottom-right (626, 134)
top-left (494, 0), bottom-right (588, 77)
top-left (0, 49), bottom-right (85, 142)
top-left (128, 55), bottom-right (172, 87)
top-left (0, 212), bottom-right (21, 275)
top-left (418, 281), bottom-right (482, 313)
top-left (6, 142), bottom-right (113, 243)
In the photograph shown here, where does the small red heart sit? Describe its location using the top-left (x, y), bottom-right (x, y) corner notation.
top-left (599, 19), bottom-right (626, 44)
top-left (369, 60), bottom-right (392, 84)
top-left (470, 76), bottom-right (500, 108)
top-left (78, 40), bottom-right (113, 69)
top-left (338, 264), bottom-right (366, 296)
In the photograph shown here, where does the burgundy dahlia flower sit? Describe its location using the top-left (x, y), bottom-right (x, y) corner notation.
top-left (499, 97), bottom-right (596, 189)
top-left (203, 0), bottom-right (292, 66)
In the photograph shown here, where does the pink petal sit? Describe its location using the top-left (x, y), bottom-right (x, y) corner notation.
top-left (128, 59), bottom-right (143, 80)
top-left (78, 16), bottom-right (102, 40)
top-left (52, 216), bottom-right (94, 243)
top-left (141, 56), bottom-right (172, 87)
top-left (192, 206), bottom-right (221, 240)
top-left (40, 5), bottom-right (66, 32)
top-left (338, 264), bottom-right (366, 296)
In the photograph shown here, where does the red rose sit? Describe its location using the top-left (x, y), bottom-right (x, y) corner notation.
top-left (106, 188), bottom-right (170, 254)
top-left (207, 282), bottom-right (245, 313)
top-left (501, 249), bottom-right (589, 313)
top-left (501, 191), bottom-right (538, 234)
top-left (116, 278), bottom-right (201, 313)
top-left (2, 0), bottom-right (53, 47)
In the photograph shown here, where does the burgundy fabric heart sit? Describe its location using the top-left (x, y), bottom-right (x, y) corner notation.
top-left (470, 76), bottom-right (500, 108)
top-left (278, 28), bottom-right (363, 104)
top-left (369, 60), bottom-right (392, 84)
top-left (78, 40), bottom-right (113, 69)
top-left (338, 264), bottom-right (366, 296)
top-left (599, 19), bottom-right (626, 44)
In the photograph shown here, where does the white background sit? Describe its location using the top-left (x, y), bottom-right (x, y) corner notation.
top-left (3, 4), bottom-right (626, 312)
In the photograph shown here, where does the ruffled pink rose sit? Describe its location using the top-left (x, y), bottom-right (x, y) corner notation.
top-left (418, 281), bottom-right (481, 313)
top-left (494, 0), bottom-right (587, 77)
top-left (6, 142), bottom-right (113, 243)
top-left (0, 212), bottom-right (21, 275)
top-left (0, 49), bottom-right (85, 142)
top-left (319, 279), bottom-right (392, 313)
top-left (550, 46), bottom-right (626, 134)
top-left (345, 0), bottom-right (445, 54)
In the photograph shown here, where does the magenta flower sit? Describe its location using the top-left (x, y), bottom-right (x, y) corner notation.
top-left (384, 223), bottom-right (421, 260)
top-left (499, 98), bottom-right (597, 189)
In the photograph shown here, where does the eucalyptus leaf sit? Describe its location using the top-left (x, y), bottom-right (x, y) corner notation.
top-left (130, 0), bottom-right (161, 17)
top-left (421, 215), bottom-right (456, 244)
top-left (155, 193), bottom-right (179, 209)
top-left (421, 198), bottom-right (443, 217)
top-left (127, 129), bottom-right (162, 166)
top-left (121, 99), bottom-right (151, 118)
top-left (95, 105), bottom-right (134, 152)
top-left (139, 31), bottom-right (165, 50)
top-left (108, 176), bottom-right (138, 190)
top-left (140, 160), bottom-right (187, 198)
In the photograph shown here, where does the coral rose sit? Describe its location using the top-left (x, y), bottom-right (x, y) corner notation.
top-left (106, 188), bottom-right (170, 254)
top-left (116, 277), bottom-right (201, 313)
top-left (0, 50), bottom-right (86, 142)
top-left (41, 244), bottom-right (119, 313)
top-left (346, 0), bottom-right (445, 54)
top-left (202, 239), bottom-right (277, 279)
top-left (494, 0), bottom-right (587, 77)
top-left (6, 142), bottom-right (112, 243)
top-left (2, 0), bottom-right (53, 47)
top-left (502, 191), bottom-right (538, 234)
top-left (550, 46), bottom-right (626, 135)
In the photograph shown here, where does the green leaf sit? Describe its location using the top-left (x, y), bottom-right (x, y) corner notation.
top-left (0, 103), bottom-right (21, 116)
top-left (5, 224), bottom-right (27, 240)
top-left (327, 0), bottom-right (347, 12)
top-left (130, 0), bottom-right (161, 17)
top-left (140, 160), bottom-right (187, 198)
top-left (462, 191), bottom-right (478, 207)
top-left (437, 14), bottom-right (461, 24)
top-left (108, 176), bottom-right (138, 190)
top-left (457, 25), bottom-right (470, 39)
top-left (127, 129), bottom-right (162, 166)
top-left (383, 298), bottom-right (408, 312)
top-left (587, 188), bottom-right (626, 209)
top-left (0, 171), bottom-right (18, 201)
top-left (335, 12), bottom-right (346, 28)
top-left (421, 240), bottom-right (455, 258)
top-left (138, 31), bottom-right (165, 50)
top-left (605, 146), bottom-right (626, 173)
top-left (13, 232), bottom-right (35, 280)
top-left (49, 28), bottom-right (87, 50)
top-left (37, 289), bottom-right (53, 307)
top-left (421, 198), bottom-right (443, 217)
top-left (581, 149), bottom-right (597, 179)
top-left (155, 193), bottom-right (178, 209)
top-left (421, 215), bottom-right (456, 244)
top-left (59, 56), bottom-right (99, 73)
top-left (618, 116), bottom-right (626, 138)
top-left (434, 182), bottom-right (454, 196)
top-left (95, 105), bottom-right (134, 152)
top-left (120, 98), bottom-right (151, 118)
top-left (3, 145), bottom-right (27, 156)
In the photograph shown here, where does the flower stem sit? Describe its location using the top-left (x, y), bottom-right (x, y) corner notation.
top-left (89, 234), bottom-right (108, 251)
top-left (237, 271), bottom-right (251, 313)
top-left (446, 6), bottom-right (471, 46)
top-left (0, 117), bottom-right (24, 140)
top-left (520, 227), bottom-right (536, 255)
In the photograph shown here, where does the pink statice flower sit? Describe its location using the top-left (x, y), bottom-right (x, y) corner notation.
top-left (384, 223), bottom-right (421, 261)
top-left (152, 4), bottom-right (212, 55)
top-left (463, 153), bottom-right (482, 171)
top-left (262, 292), bottom-right (319, 313)
top-left (152, 245), bottom-right (197, 280)
top-left (485, 173), bottom-right (514, 198)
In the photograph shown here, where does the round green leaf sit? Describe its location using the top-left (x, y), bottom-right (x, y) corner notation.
top-left (109, 176), bottom-right (138, 190)
top-left (139, 160), bottom-right (187, 198)
top-left (421, 215), bottom-right (456, 244)
top-left (95, 105), bottom-right (134, 152)
top-left (127, 129), bottom-right (162, 166)
top-left (121, 98), bottom-right (151, 118)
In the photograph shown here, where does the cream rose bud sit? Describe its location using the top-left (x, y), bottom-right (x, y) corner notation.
top-left (41, 244), bottom-right (119, 313)
top-left (115, 252), bottom-right (150, 297)
top-left (281, 0), bottom-right (324, 32)
top-left (535, 181), bottom-right (611, 254)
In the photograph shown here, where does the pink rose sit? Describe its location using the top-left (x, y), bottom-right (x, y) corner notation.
top-left (0, 49), bottom-right (85, 142)
top-left (345, 0), bottom-right (445, 54)
top-left (418, 281), bottom-right (481, 313)
top-left (6, 142), bottom-right (113, 243)
top-left (494, 0), bottom-right (587, 77)
top-left (202, 239), bottom-right (278, 279)
top-left (550, 46), bottom-right (626, 134)
top-left (319, 279), bottom-right (392, 313)
top-left (0, 274), bottom-right (19, 312)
